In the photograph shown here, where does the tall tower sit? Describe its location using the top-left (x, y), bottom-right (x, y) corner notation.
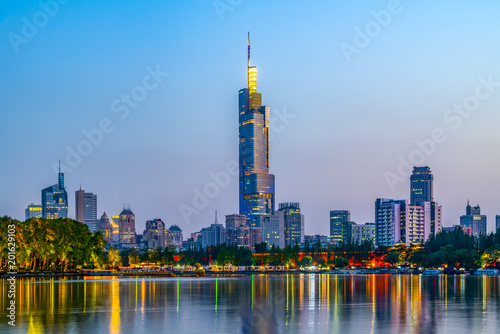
top-left (410, 166), bottom-right (433, 205)
top-left (41, 163), bottom-right (68, 219)
top-left (239, 33), bottom-right (275, 226)
top-left (75, 187), bottom-right (98, 232)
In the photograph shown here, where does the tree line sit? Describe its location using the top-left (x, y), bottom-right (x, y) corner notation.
top-left (0, 217), bottom-right (112, 272)
top-left (2, 216), bottom-right (499, 271)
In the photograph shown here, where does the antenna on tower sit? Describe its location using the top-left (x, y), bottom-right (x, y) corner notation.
top-left (59, 159), bottom-right (61, 173)
top-left (247, 32), bottom-right (250, 68)
top-left (215, 210), bottom-right (218, 224)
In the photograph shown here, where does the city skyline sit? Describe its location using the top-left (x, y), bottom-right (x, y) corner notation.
top-left (2, 1), bottom-right (500, 236)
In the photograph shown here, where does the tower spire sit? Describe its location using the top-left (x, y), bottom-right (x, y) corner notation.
top-left (215, 210), bottom-right (218, 224)
top-left (247, 32), bottom-right (257, 93)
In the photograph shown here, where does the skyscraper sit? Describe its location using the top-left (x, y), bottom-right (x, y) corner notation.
top-left (496, 215), bottom-right (500, 232)
top-left (375, 198), bottom-right (441, 247)
top-left (410, 166), bottom-right (433, 204)
top-left (201, 213), bottom-right (226, 249)
top-left (278, 203), bottom-right (305, 247)
top-left (460, 201), bottom-right (487, 237)
top-left (257, 211), bottom-right (285, 248)
top-left (330, 210), bottom-right (354, 245)
top-left (75, 188), bottom-right (97, 232)
top-left (41, 166), bottom-right (68, 219)
top-left (118, 206), bottom-right (136, 243)
top-left (239, 34), bottom-right (275, 226)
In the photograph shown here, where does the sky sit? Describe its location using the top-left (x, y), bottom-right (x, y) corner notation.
top-left (1, 0), bottom-right (500, 236)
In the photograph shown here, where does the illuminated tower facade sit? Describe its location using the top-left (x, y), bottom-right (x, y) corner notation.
top-left (41, 165), bottom-right (68, 219)
top-left (410, 166), bottom-right (433, 205)
top-left (239, 33), bottom-right (275, 226)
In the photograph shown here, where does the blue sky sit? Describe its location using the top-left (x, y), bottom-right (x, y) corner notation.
top-left (1, 0), bottom-right (500, 236)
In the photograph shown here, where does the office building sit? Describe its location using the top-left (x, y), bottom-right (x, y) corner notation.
top-left (25, 203), bottom-right (42, 220)
top-left (168, 225), bottom-right (183, 248)
top-left (41, 167), bottom-right (68, 219)
top-left (375, 199), bottom-right (441, 247)
top-left (460, 201), bottom-right (487, 237)
top-left (97, 212), bottom-right (114, 243)
top-left (330, 210), bottom-right (355, 245)
top-left (351, 223), bottom-right (376, 245)
top-left (278, 202), bottom-right (305, 247)
top-left (255, 211), bottom-right (285, 248)
top-left (226, 214), bottom-right (262, 250)
top-left (410, 166), bottom-right (433, 204)
top-left (239, 34), bottom-right (275, 226)
top-left (75, 188), bottom-right (97, 232)
top-left (143, 218), bottom-right (168, 249)
top-left (118, 207), bottom-right (136, 243)
top-left (201, 213), bottom-right (226, 248)
top-left (496, 215), bottom-right (500, 232)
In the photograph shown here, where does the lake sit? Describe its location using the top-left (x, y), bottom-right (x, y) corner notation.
top-left (1, 274), bottom-right (499, 333)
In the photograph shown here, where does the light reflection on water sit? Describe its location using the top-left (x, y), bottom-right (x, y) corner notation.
top-left (1, 274), bottom-right (499, 333)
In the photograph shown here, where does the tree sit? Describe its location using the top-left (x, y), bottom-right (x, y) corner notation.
top-left (480, 244), bottom-right (500, 267)
top-left (108, 248), bottom-right (122, 267)
top-left (385, 252), bottom-right (401, 267)
top-left (128, 249), bottom-right (141, 266)
top-left (299, 256), bottom-right (312, 267)
top-left (334, 257), bottom-right (349, 268)
top-left (254, 242), bottom-right (268, 253)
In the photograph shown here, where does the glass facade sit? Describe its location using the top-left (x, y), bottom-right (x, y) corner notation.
top-left (278, 203), bottom-right (305, 247)
top-left (410, 166), bottom-right (433, 205)
top-left (238, 43), bottom-right (275, 226)
top-left (41, 172), bottom-right (68, 219)
top-left (329, 210), bottom-right (353, 245)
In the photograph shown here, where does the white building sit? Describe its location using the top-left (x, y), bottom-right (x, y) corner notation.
top-left (375, 199), bottom-right (441, 247)
top-left (351, 223), bottom-right (376, 245)
top-left (256, 211), bottom-right (285, 249)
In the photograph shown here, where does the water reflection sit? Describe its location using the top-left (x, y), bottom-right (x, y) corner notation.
top-left (1, 274), bottom-right (499, 333)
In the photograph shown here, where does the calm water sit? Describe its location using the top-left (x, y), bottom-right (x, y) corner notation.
top-left (1, 274), bottom-right (499, 333)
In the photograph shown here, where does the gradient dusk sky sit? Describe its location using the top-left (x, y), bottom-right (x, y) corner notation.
top-left (1, 0), bottom-right (500, 236)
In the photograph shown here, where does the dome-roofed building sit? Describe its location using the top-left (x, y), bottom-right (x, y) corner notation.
top-left (98, 211), bottom-right (114, 243)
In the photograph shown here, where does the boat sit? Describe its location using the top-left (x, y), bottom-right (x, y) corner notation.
top-left (422, 269), bottom-right (442, 275)
top-left (474, 269), bottom-right (499, 276)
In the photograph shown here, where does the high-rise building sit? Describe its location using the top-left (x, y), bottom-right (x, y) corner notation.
top-left (143, 218), bottom-right (167, 249)
top-left (351, 223), bottom-right (376, 245)
top-left (375, 199), bottom-right (441, 247)
top-left (225, 214), bottom-right (262, 250)
top-left (239, 34), bottom-right (275, 226)
top-left (201, 213), bottom-right (226, 248)
top-left (75, 188), bottom-right (97, 232)
top-left (25, 203), bottom-right (42, 220)
top-left (118, 207), bottom-right (136, 243)
top-left (41, 167), bottom-right (68, 219)
top-left (330, 210), bottom-right (354, 245)
top-left (278, 203), bottom-right (305, 247)
top-left (410, 166), bottom-right (433, 204)
top-left (256, 211), bottom-right (285, 248)
top-left (496, 215), bottom-right (500, 232)
top-left (97, 212), bottom-right (114, 243)
top-left (168, 225), bottom-right (183, 248)
top-left (460, 201), bottom-right (487, 237)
